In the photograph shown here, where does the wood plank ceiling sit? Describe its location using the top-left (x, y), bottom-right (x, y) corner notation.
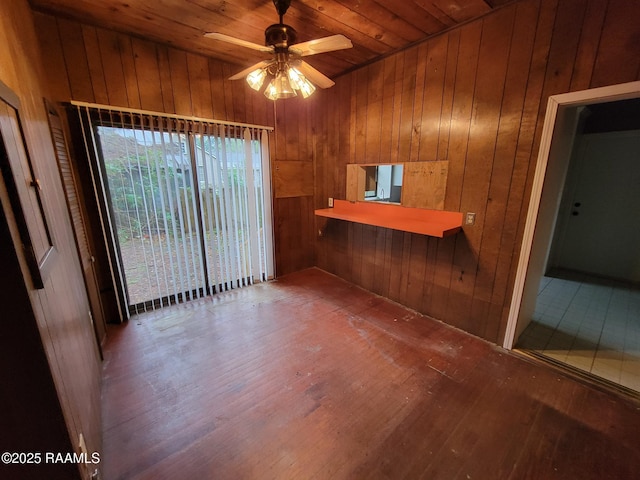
top-left (29, 0), bottom-right (514, 80)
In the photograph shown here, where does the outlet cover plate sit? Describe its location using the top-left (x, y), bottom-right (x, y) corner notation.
top-left (465, 212), bottom-right (476, 225)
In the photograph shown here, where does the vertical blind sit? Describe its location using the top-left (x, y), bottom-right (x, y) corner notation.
top-left (74, 103), bottom-right (274, 316)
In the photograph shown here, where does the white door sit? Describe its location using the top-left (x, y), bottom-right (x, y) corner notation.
top-left (553, 131), bottom-right (640, 282)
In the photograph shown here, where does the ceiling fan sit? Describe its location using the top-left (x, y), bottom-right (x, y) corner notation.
top-left (205, 0), bottom-right (352, 100)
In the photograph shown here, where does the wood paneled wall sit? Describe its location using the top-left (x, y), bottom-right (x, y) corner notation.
top-left (31, 0), bottom-right (640, 345)
top-left (33, 11), bottom-right (317, 277)
top-left (0, 1), bottom-right (101, 478)
top-left (272, 98), bottom-right (317, 275)
top-left (315, 0), bottom-right (640, 344)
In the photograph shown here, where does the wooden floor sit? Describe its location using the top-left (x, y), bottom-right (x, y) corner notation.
top-left (102, 268), bottom-right (640, 480)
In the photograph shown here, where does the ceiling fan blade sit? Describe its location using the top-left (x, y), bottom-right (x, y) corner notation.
top-left (229, 60), bottom-right (274, 80)
top-left (296, 61), bottom-right (335, 89)
top-left (290, 34), bottom-right (353, 57)
top-left (205, 32), bottom-right (274, 53)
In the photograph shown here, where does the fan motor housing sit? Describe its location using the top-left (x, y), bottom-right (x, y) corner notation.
top-left (265, 24), bottom-right (297, 49)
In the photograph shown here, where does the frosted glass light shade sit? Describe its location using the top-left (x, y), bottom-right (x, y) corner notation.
top-left (246, 68), bottom-right (267, 91)
top-left (288, 67), bottom-right (316, 98)
top-left (264, 70), bottom-right (297, 100)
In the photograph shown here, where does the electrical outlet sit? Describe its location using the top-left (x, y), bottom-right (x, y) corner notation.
top-left (465, 212), bottom-right (476, 225)
top-left (328, 197), bottom-right (334, 207)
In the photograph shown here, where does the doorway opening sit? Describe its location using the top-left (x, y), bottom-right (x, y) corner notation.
top-left (504, 81), bottom-right (640, 392)
top-left (76, 104), bottom-right (275, 317)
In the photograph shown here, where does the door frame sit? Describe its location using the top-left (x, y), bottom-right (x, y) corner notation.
top-left (503, 80), bottom-right (640, 350)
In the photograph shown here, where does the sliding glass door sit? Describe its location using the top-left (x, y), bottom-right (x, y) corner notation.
top-left (78, 106), bottom-right (273, 315)
top-left (193, 128), bottom-right (273, 296)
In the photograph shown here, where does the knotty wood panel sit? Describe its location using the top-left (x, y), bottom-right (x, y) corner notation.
top-left (274, 160), bottom-right (314, 198)
top-left (133, 37), bottom-right (165, 112)
top-left (452, 5), bottom-right (513, 337)
top-left (96, 29), bottom-right (129, 106)
top-left (345, 163), bottom-right (364, 201)
top-left (274, 196), bottom-right (315, 276)
top-left (82, 25), bottom-right (109, 105)
top-left (0, 1), bottom-right (102, 477)
top-left (315, 0), bottom-right (640, 345)
top-left (402, 161), bottom-right (448, 209)
top-left (590, 0), bottom-right (640, 87)
top-left (482, 0), bottom-right (541, 340)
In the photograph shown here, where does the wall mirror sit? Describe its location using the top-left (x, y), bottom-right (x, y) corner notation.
top-left (363, 164), bottom-right (403, 203)
top-left (347, 161), bottom-right (448, 210)
top-left (347, 163), bottom-right (404, 205)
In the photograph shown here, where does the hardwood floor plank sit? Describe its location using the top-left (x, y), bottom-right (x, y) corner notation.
top-left (102, 268), bottom-right (640, 480)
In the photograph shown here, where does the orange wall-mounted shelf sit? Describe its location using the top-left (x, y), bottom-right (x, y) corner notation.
top-left (315, 200), bottom-right (463, 238)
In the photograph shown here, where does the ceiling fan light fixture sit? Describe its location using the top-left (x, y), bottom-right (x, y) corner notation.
top-left (246, 67), bottom-right (267, 91)
top-left (288, 67), bottom-right (316, 98)
top-left (264, 70), bottom-right (297, 100)
top-left (264, 82), bottom-right (278, 100)
top-left (208, 0), bottom-right (352, 100)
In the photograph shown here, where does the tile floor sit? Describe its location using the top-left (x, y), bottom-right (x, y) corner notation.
top-left (517, 269), bottom-right (640, 392)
